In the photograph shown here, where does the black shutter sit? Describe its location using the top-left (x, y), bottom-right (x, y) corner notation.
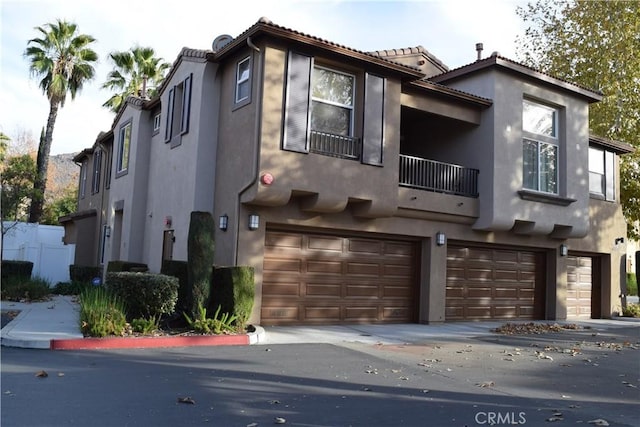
top-left (282, 51), bottom-right (311, 153)
top-left (362, 73), bottom-right (385, 165)
top-left (165, 87), bottom-right (175, 142)
top-left (181, 74), bottom-right (192, 134)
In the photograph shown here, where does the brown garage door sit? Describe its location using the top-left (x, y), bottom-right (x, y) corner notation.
top-left (261, 230), bottom-right (418, 325)
top-left (446, 245), bottom-right (545, 321)
top-left (566, 256), bottom-right (592, 319)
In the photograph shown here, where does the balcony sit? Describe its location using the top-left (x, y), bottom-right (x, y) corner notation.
top-left (309, 130), bottom-right (361, 160)
top-left (399, 154), bottom-right (479, 198)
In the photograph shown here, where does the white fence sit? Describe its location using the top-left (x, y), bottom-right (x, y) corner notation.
top-left (2, 222), bottom-right (75, 285)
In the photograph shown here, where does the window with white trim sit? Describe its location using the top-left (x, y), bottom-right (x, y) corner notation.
top-left (311, 66), bottom-right (354, 136)
top-left (522, 99), bottom-right (559, 194)
top-left (117, 122), bottom-right (131, 176)
top-left (91, 149), bottom-right (102, 194)
top-left (153, 113), bottom-right (161, 133)
top-left (589, 146), bottom-right (615, 201)
top-left (79, 160), bottom-right (87, 199)
top-left (235, 56), bottom-right (251, 104)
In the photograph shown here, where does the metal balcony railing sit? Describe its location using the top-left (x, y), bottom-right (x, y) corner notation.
top-left (399, 154), bottom-right (479, 197)
top-left (309, 130), bottom-right (361, 160)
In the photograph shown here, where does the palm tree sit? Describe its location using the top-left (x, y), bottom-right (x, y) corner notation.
top-left (25, 19), bottom-right (98, 223)
top-left (102, 46), bottom-right (170, 113)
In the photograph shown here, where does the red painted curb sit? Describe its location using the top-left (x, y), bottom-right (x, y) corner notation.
top-left (50, 334), bottom-right (250, 350)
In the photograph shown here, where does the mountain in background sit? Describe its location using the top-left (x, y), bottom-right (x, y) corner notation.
top-left (46, 152), bottom-right (79, 203)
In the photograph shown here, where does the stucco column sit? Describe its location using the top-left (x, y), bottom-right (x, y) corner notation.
top-left (546, 249), bottom-right (567, 320)
top-left (419, 237), bottom-right (447, 323)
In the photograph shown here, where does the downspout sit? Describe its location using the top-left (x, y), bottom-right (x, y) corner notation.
top-left (234, 36), bottom-right (262, 265)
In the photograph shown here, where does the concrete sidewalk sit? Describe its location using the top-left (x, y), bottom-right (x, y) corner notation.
top-left (2, 294), bottom-right (639, 350)
top-left (1, 296), bottom-right (84, 349)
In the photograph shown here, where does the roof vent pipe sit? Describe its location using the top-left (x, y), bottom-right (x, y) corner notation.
top-left (476, 43), bottom-right (483, 61)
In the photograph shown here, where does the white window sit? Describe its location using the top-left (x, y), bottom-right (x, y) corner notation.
top-left (311, 66), bottom-right (354, 136)
top-left (79, 160), bottom-right (87, 198)
top-left (91, 149), bottom-right (102, 194)
top-left (589, 146), bottom-right (615, 200)
top-left (117, 122), bottom-right (131, 175)
top-left (522, 100), bottom-right (559, 194)
top-left (235, 57), bottom-right (251, 104)
top-left (153, 113), bottom-right (161, 132)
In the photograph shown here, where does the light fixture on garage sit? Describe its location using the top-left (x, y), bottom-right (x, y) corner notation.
top-left (436, 231), bottom-right (446, 246)
top-left (218, 214), bottom-right (228, 232)
top-left (559, 244), bottom-right (568, 257)
top-left (615, 237), bottom-right (625, 245)
top-left (248, 214), bottom-right (260, 231)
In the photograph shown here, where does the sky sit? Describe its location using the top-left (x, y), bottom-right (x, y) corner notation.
top-left (0, 0), bottom-right (528, 155)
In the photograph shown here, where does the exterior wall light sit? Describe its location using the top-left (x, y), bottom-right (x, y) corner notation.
top-left (248, 214), bottom-right (260, 231)
top-left (218, 214), bottom-right (228, 231)
top-left (615, 237), bottom-right (625, 245)
top-left (105, 226), bottom-right (111, 238)
top-left (559, 244), bottom-right (568, 257)
top-left (436, 232), bottom-right (446, 246)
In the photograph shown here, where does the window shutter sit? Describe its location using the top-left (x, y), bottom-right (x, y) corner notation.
top-left (362, 73), bottom-right (385, 165)
top-left (605, 150), bottom-right (615, 201)
top-left (165, 88), bottom-right (175, 142)
top-left (181, 74), bottom-right (192, 134)
top-left (282, 51), bottom-right (311, 153)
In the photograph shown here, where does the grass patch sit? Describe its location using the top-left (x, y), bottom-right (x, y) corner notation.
top-left (622, 303), bottom-right (640, 318)
top-left (79, 286), bottom-right (127, 337)
top-left (1, 276), bottom-right (51, 302)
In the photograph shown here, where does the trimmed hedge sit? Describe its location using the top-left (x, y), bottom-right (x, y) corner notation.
top-left (105, 272), bottom-right (178, 320)
top-left (107, 261), bottom-right (149, 273)
top-left (70, 265), bottom-right (103, 284)
top-left (627, 273), bottom-right (638, 297)
top-left (211, 266), bottom-right (255, 329)
top-left (1, 260), bottom-right (34, 281)
top-left (161, 260), bottom-right (189, 314)
top-left (187, 211), bottom-right (215, 317)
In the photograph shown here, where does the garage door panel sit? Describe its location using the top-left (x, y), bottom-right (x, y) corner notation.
top-left (262, 230), bottom-right (417, 325)
top-left (349, 239), bottom-right (383, 255)
top-left (346, 262), bottom-right (381, 276)
top-left (566, 256), bottom-right (592, 319)
top-left (262, 282), bottom-right (300, 296)
top-left (307, 260), bottom-right (342, 274)
top-left (304, 306), bottom-right (341, 321)
top-left (308, 236), bottom-right (343, 252)
top-left (446, 245), bottom-right (543, 321)
top-left (346, 284), bottom-right (379, 298)
top-left (306, 283), bottom-right (342, 297)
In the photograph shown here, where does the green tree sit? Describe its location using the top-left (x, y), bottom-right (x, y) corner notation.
top-left (1, 154), bottom-right (37, 225)
top-left (102, 46), bottom-right (170, 113)
top-left (42, 186), bottom-right (77, 225)
top-left (516, 0), bottom-right (640, 238)
top-left (24, 19), bottom-right (98, 224)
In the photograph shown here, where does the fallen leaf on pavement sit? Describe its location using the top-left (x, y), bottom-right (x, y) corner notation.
top-left (35, 370), bottom-right (48, 378)
top-left (476, 381), bottom-right (495, 388)
top-left (546, 416), bottom-right (563, 422)
top-left (177, 397), bottom-right (196, 404)
top-left (247, 423), bottom-right (258, 427)
top-left (274, 417), bottom-right (286, 424)
top-left (587, 419), bottom-right (610, 426)
top-left (268, 400), bottom-right (280, 404)
top-left (57, 372), bottom-right (65, 377)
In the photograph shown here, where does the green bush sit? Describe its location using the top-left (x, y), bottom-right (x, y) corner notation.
top-left (184, 304), bottom-right (237, 335)
top-left (1, 260), bottom-right (34, 281)
top-left (622, 303), bottom-right (640, 318)
top-left (186, 211), bottom-right (215, 318)
top-left (69, 265), bottom-right (103, 284)
top-left (626, 273), bottom-right (637, 296)
top-left (105, 272), bottom-right (178, 320)
top-left (161, 260), bottom-right (189, 314)
top-left (130, 316), bottom-right (159, 334)
top-left (79, 286), bottom-right (127, 337)
top-left (1, 276), bottom-right (51, 301)
top-left (52, 281), bottom-right (91, 295)
top-left (107, 261), bottom-right (149, 273)
top-left (211, 266), bottom-right (255, 330)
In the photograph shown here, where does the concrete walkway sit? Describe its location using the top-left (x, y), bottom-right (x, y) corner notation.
top-left (2, 295), bottom-right (639, 350)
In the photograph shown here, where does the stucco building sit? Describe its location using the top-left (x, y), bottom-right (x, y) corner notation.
top-left (61, 18), bottom-right (634, 325)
